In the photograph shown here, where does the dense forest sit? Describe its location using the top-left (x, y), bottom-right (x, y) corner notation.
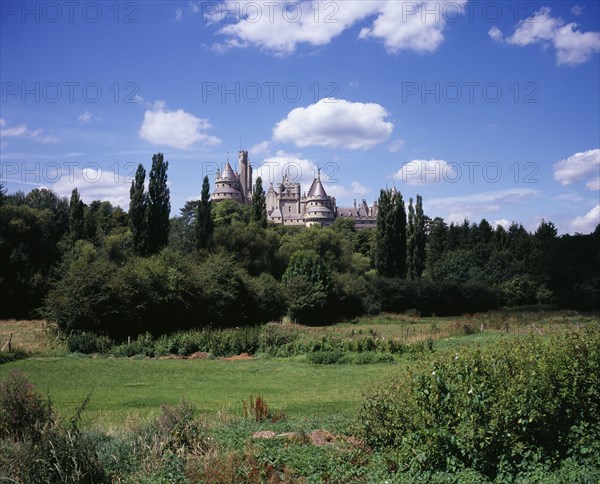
top-left (1, 154), bottom-right (598, 337)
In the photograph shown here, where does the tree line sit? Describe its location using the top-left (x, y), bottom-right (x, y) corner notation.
top-left (0, 154), bottom-right (598, 336)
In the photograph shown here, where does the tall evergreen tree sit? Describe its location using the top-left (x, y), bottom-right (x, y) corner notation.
top-left (375, 189), bottom-right (393, 277)
top-left (69, 188), bottom-right (85, 242)
top-left (414, 195), bottom-right (426, 277)
top-left (375, 189), bottom-right (407, 278)
top-left (392, 191), bottom-right (407, 278)
top-left (147, 153), bottom-right (171, 253)
top-left (129, 163), bottom-right (148, 256)
top-left (252, 176), bottom-right (268, 228)
top-left (196, 176), bottom-right (213, 250)
top-left (407, 197), bottom-right (416, 279)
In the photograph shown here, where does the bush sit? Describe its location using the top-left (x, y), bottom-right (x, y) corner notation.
top-left (359, 325), bottom-right (600, 478)
top-left (0, 348), bottom-right (29, 364)
top-left (67, 332), bottom-right (113, 354)
top-left (0, 371), bottom-right (106, 483)
top-left (0, 369), bottom-right (53, 442)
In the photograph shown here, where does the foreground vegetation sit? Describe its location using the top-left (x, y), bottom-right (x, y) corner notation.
top-left (1, 319), bottom-right (599, 482)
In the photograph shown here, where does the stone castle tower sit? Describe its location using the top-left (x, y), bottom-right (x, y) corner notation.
top-left (212, 150), bottom-right (252, 205)
top-left (212, 150), bottom-right (376, 228)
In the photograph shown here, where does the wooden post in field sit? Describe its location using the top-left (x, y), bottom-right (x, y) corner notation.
top-left (1, 333), bottom-right (12, 352)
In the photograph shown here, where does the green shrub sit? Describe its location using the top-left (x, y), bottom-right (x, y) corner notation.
top-left (359, 325), bottom-right (600, 478)
top-left (0, 348), bottom-right (29, 364)
top-left (307, 350), bottom-right (349, 364)
top-left (67, 332), bottom-right (113, 354)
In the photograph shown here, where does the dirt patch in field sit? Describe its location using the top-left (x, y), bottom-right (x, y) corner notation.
top-left (221, 352), bottom-right (254, 361)
top-left (189, 351), bottom-right (209, 359)
top-left (251, 429), bottom-right (340, 447)
top-left (308, 430), bottom-right (336, 446)
top-left (157, 352), bottom-right (209, 360)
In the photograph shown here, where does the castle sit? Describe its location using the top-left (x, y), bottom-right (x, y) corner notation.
top-left (212, 151), bottom-right (377, 228)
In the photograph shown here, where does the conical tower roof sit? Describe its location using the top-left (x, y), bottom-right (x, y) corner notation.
top-left (307, 170), bottom-right (328, 198)
top-left (221, 161), bottom-right (236, 180)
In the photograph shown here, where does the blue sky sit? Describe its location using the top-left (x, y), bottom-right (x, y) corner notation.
top-left (1, 0), bottom-right (599, 233)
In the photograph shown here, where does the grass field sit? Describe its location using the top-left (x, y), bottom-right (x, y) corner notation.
top-left (0, 310), bottom-right (595, 432)
top-left (0, 357), bottom-right (405, 429)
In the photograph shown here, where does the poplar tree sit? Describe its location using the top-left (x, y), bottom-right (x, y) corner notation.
top-left (129, 163), bottom-right (148, 256)
top-left (392, 191), bottom-right (407, 278)
top-left (414, 195), bottom-right (426, 277)
top-left (196, 175), bottom-right (213, 250)
top-left (375, 189), bottom-right (407, 278)
top-left (407, 197), bottom-right (416, 279)
top-left (252, 176), bottom-right (268, 228)
top-left (147, 153), bottom-right (170, 253)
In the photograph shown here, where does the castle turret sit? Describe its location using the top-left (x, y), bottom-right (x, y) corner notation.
top-left (302, 169), bottom-right (335, 227)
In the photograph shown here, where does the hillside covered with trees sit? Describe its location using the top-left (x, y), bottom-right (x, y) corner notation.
top-left (1, 154), bottom-right (598, 337)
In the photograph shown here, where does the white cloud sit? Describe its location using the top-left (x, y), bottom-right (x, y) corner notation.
top-left (253, 151), bottom-right (317, 189)
top-left (494, 219), bottom-right (511, 229)
top-left (326, 181), bottom-right (371, 199)
top-left (208, 0), bottom-right (465, 56)
top-left (351, 181), bottom-right (370, 195)
top-left (427, 189), bottom-right (538, 223)
top-left (41, 135), bottom-right (59, 144)
top-left (250, 140), bottom-right (271, 155)
top-left (586, 177), bottom-right (600, 191)
top-left (174, 7), bottom-right (183, 21)
top-left (388, 139), bottom-right (405, 153)
top-left (553, 148), bottom-right (600, 187)
top-left (393, 159), bottom-right (458, 185)
top-left (273, 98), bottom-right (393, 149)
top-left (139, 100), bottom-right (221, 150)
top-left (571, 5), bottom-right (583, 15)
top-left (0, 119), bottom-right (58, 143)
top-left (77, 111), bottom-right (94, 124)
top-left (571, 205), bottom-right (600, 233)
top-left (490, 7), bottom-right (600, 65)
top-left (52, 167), bottom-right (131, 209)
top-left (359, 0), bottom-right (467, 54)
top-left (488, 26), bottom-right (503, 42)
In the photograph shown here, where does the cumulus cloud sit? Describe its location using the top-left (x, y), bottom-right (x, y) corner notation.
top-left (393, 159), bottom-right (458, 185)
top-left (0, 119), bottom-right (59, 143)
top-left (207, 0), bottom-right (466, 56)
top-left (252, 151), bottom-right (318, 189)
top-left (553, 148), bottom-right (600, 188)
top-left (52, 167), bottom-right (131, 209)
top-left (139, 101), bottom-right (221, 150)
top-left (359, 0), bottom-right (467, 54)
top-left (571, 205), bottom-right (600, 233)
top-left (272, 98), bottom-right (393, 149)
top-left (489, 7), bottom-right (600, 65)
